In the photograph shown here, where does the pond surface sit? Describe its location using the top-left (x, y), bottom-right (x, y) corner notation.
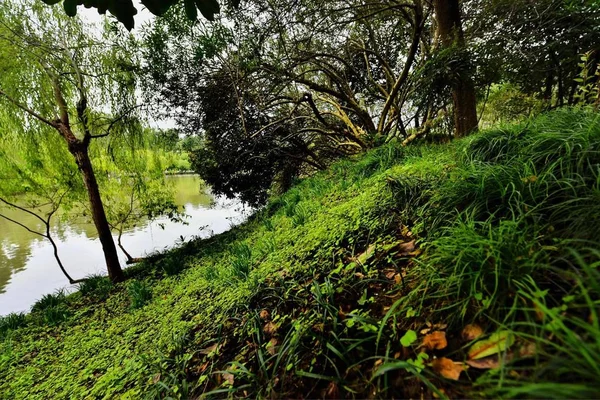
top-left (0, 175), bottom-right (248, 316)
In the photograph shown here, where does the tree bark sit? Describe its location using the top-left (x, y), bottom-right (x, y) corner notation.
top-left (71, 144), bottom-right (124, 283)
top-left (433, 0), bottom-right (478, 138)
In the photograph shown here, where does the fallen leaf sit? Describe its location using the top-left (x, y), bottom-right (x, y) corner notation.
top-left (519, 341), bottom-right (536, 358)
top-left (422, 331), bottom-right (447, 350)
top-left (431, 357), bottom-right (464, 380)
top-left (263, 322), bottom-right (278, 336)
top-left (394, 274), bottom-right (403, 285)
top-left (398, 240), bottom-right (416, 255)
top-left (356, 244), bottom-right (376, 265)
top-left (466, 356), bottom-right (501, 369)
top-left (385, 271), bottom-right (396, 279)
top-left (420, 327), bottom-right (431, 335)
top-left (199, 343), bottom-right (218, 355)
top-left (468, 330), bottom-right (515, 360)
top-left (461, 324), bottom-right (484, 342)
top-left (259, 309), bottom-right (270, 320)
top-left (355, 272), bottom-right (365, 279)
top-left (267, 338), bottom-right (279, 355)
top-left (324, 381), bottom-right (340, 399)
top-left (374, 359), bottom-right (383, 367)
top-left (223, 372), bottom-right (235, 385)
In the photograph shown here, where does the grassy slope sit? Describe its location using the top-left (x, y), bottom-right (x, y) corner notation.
top-left (1, 108), bottom-right (599, 399)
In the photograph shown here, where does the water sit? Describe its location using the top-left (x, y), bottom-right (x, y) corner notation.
top-left (0, 175), bottom-right (248, 316)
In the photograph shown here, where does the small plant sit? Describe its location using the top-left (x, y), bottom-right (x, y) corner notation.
top-left (31, 289), bottom-right (67, 312)
top-left (0, 313), bottom-right (27, 336)
top-left (160, 256), bottom-right (185, 276)
top-left (78, 274), bottom-right (113, 300)
top-left (40, 306), bottom-right (71, 326)
top-left (127, 280), bottom-right (152, 309)
top-left (230, 243), bottom-right (253, 279)
top-left (143, 332), bottom-right (194, 399)
top-left (291, 204), bottom-right (309, 227)
top-left (263, 218), bottom-right (274, 232)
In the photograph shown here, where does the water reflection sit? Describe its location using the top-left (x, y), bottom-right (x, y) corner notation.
top-left (0, 175), bottom-right (248, 315)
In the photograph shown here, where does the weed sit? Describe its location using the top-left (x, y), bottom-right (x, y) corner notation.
top-left (291, 204), bottom-right (309, 226)
top-left (31, 289), bottom-right (67, 312)
top-left (0, 313), bottom-right (26, 337)
top-left (160, 256), bottom-right (185, 276)
top-left (40, 306), bottom-right (71, 326)
top-left (127, 280), bottom-right (152, 309)
top-left (78, 275), bottom-right (113, 300)
top-left (230, 243), bottom-right (253, 279)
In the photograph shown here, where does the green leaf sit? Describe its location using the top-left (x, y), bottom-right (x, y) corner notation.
top-left (107, 0), bottom-right (137, 31)
top-left (63, 0), bottom-right (78, 17)
top-left (184, 0), bottom-right (198, 20)
top-left (195, 0), bottom-right (220, 21)
top-left (400, 330), bottom-right (417, 347)
top-left (467, 330), bottom-right (515, 360)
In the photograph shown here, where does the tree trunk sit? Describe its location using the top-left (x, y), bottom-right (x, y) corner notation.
top-left (71, 145), bottom-right (124, 283)
top-left (433, 0), bottom-right (478, 138)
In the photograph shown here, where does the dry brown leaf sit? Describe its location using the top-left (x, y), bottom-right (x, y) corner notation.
top-left (385, 271), bottom-right (396, 279)
top-left (466, 356), bottom-right (501, 369)
top-left (394, 274), bottom-right (403, 285)
top-left (422, 331), bottom-right (447, 350)
top-left (259, 309), bottom-right (270, 320)
top-left (409, 249), bottom-right (423, 257)
top-left (325, 382), bottom-right (340, 399)
top-left (431, 357), bottom-right (464, 380)
top-left (355, 272), bottom-right (366, 279)
top-left (374, 359), bottom-right (383, 367)
top-left (519, 341), bottom-right (536, 358)
top-left (223, 372), bottom-right (235, 385)
top-left (420, 327), bottom-right (431, 335)
top-left (199, 343), bottom-right (218, 355)
top-left (263, 322), bottom-right (278, 336)
top-left (461, 324), bottom-right (484, 342)
top-left (398, 240), bottom-right (416, 255)
top-left (267, 338), bottom-right (279, 355)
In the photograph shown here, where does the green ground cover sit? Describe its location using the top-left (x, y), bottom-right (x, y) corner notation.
top-left (1, 108), bottom-right (599, 399)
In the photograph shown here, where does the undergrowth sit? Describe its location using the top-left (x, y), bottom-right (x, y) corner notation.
top-left (0, 108), bottom-right (598, 399)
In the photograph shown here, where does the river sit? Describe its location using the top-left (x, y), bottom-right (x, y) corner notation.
top-left (0, 175), bottom-right (248, 316)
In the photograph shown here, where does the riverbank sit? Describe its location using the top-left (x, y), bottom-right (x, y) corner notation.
top-left (1, 109), bottom-right (599, 398)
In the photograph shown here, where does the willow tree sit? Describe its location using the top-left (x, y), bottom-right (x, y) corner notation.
top-left (0, 1), bottom-right (141, 282)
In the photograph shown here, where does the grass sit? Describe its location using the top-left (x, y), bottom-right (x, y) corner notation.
top-left (0, 108), bottom-right (599, 399)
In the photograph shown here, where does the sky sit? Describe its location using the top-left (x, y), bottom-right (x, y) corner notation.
top-left (78, 4), bottom-right (177, 130)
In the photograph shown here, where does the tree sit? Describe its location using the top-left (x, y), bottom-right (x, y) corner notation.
top-left (432, 0), bottom-right (478, 137)
top-left (0, 1), bottom-right (141, 282)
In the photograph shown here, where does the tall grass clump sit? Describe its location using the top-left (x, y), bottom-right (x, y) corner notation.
top-left (385, 108), bottom-right (600, 397)
top-left (31, 289), bottom-right (67, 312)
top-left (230, 242), bottom-right (253, 279)
top-left (0, 313), bottom-right (27, 337)
top-left (78, 274), bottom-right (113, 300)
top-left (127, 280), bottom-right (152, 309)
